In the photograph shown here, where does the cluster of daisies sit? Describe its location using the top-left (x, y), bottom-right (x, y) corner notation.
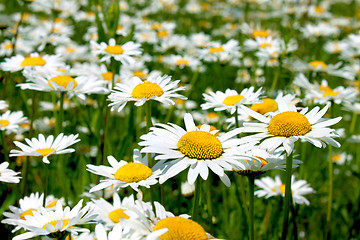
top-left (0, 0), bottom-right (359, 239)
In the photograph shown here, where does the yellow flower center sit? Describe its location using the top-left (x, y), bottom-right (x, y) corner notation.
top-left (20, 56), bottom-right (46, 67)
top-left (65, 47), bottom-right (75, 53)
top-left (309, 60), bottom-right (327, 70)
top-left (48, 76), bottom-right (78, 90)
top-left (4, 43), bottom-right (13, 49)
top-left (332, 154), bottom-right (341, 162)
top-left (36, 148), bottom-right (55, 156)
top-left (0, 120), bottom-right (10, 127)
top-left (105, 45), bottom-right (124, 55)
top-left (268, 111), bottom-right (311, 137)
top-left (177, 131), bottom-right (223, 160)
top-left (20, 209), bottom-right (37, 220)
top-left (279, 184), bottom-right (286, 194)
top-left (314, 6), bottom-right (324, 13)
top-left (133, 70), bottom-right (148, 79)
top-left (114, 162), bottom-right (152, 183)
top-left (250, 98), bottom-right (278, 115)
top-left (42, 219), bottom-right (70, 230)
top-left (252, 30), bottom-right (269, 38)
top-left (260, 43), bottom-right (272, 48)
top-left (151, 23), bottom-right (162, 30)
top-left (222, 95), bottom-right (244, 106)
top-left (153, 217), bottom-right (208, 240)
top-left (117, 25), bottom-right (123, 30)
top-left (131, 82), bottom-right (164, 99)
top-left (46, 200), bottom-right (58, 208)
top-left (108, 208), bottom-right (129, 223)
top-left (157, 30), bottom-right (169, 38)
top-left (209, 46), bottom-right (224, 53)
top-left (175, 59), bottom-right (190, 65)
top-left (102, 71), bottom-right (113, 81)
top-left (206, 112), bottom-right (218, 119)
top-left (319, 85), bottom-right (339, 97)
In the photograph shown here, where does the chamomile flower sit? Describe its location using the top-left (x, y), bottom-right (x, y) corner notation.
top-left (2, 193), bottom-right (64, 232)
top-left (255, 175), bottom-right (315, 205)
top-left (0, 110), bottom-right (27, 134)
top-left (91, 38), bottom-right (142, 65)
top-left (200, 39), bottom-right (241, 63)
top-left (107, 74), bottom-right (186, 112)
top-left (86, 149), bottom-right (162, 192)
top-left (231, 148), bottom-right (302, 177)
top-left (0, 162), bottom-right (21, 183)
top-left (165, 55), bottom-right (201, 71)
top-left (10, 133), bottom-right (80, 164)
top-left (90, 193), bottom-right (135, 227)
top-left (241, 100), bottom-right (342, 154)
top-left (201, 87), bottom-right (263, 114)
top-left (12, 200), bottom-right (97, 240)
top-left (0, 100), bottom-right (8, 111)
top-left (1, 53), bottom-right (64, 73)
top-left (139, 113), bottom-right (258, 187)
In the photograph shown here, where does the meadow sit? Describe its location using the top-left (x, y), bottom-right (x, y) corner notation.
top-left (0, 0), bottom-right (359, 239)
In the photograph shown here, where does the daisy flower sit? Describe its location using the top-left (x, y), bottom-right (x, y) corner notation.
top-left (125, 200), bottom-right (219, 240)
top-left (90, 193), bottom-right (136, 227)
top-left (255, 175), bottom-right (315, 205)
top-left (0, 110), bottom-right (27, 134)
top-left (0, 162), bottom-right (21, 183)
top-left (201, 87), bottom-right (263, 114)
top-left (91, 38), bottom-right (142, 65)
top-left (139, 113), bottom-right (258, 187)
top-left (86, 149), bottom-right (162, 192)
top-left (18, 72), bottom-right (109, 101)
top-left (0, 53), bottom-right (64, 73)
top-left (10, 133), bottom-right (80, 164)
top-left (231, 148), bottom-right (302, 177)
top-left (200, 39), bottom-right (241, 63)
top-left (241, 100), bottom-right (342, 154)
top-left (165, 55), bottom-right (201, 71)
top-left (0, 100), bottom-right (9, 111)
top-left (12, 200), bottom-right (97, 240)
top-left (107, 74), bottom-right (186, 112)
top-left (2, 193), bottom-right (64, 232)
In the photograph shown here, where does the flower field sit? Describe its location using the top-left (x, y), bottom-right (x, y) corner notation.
top-left (0, 0), bottom-right (360, 239)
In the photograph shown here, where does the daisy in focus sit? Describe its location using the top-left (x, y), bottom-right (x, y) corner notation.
top-left (255, 175), bottom-right (315, 205)
top-left (0, 110), bottom-right (28, 134)
top-left (0, 52), bottom-right (64, 73)
top-left (107, 74), bottom-right (186, 112)
top-left (139, 113), bottom-right (258, 187)
top-left (86, 149), bottom-right (162, 192)
top-left (201, 87), bottom-right (263, 114)
top-left (0, 162), bottom-right (21, 183)
top-left (11, 200), bottom-right (97, 240)
top-left (91, 38), bottom-right (142, 65)
top-left (241, 99), bottom-right (342, 154)
top-left (10, 133), bottom-right (80, 164)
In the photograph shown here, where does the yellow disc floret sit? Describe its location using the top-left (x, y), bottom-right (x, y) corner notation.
top-left (252, 30), bottom-right (269, 38)
top-left (114, 162), bottom-right (152, 183)
top-left (20, 209), bottom-right (37, 220)
top-left (222, 95), bottom-right (244, 106)
top-left (42, 219), bottom-right (70, 230)
top-left (36, 148), bottom-right (55, 156)
top-left (250, 98), bottom-right (278, 115)
top-left (209, 46), bottom-right (224, 53)
top-left (153, 217), bottom-right (208, 240)
top-left (21, 56), bottom-right (46, 67)
top-left (319, 85), bottom-right (339, 97)
top-left (108, 208), bottom-right (129, 223)
top-left (175, 59), bottom-right (190, 65)
top-left (102, 72), bottom-right (113, 81)
top-left (48, 76), bottom-right (78, 90)
top-left (132, 82), bottom-right (164, 99)
top-left (105, 45), bottom-right (124, 55)
top-left (309, 60), bottom-right (327, 70)
top-left (178, 131), bottom-right (223, 160)
top-left (268, 111), bottom-right (311, 137)
top-left (133, 70), bottom-right (148, 79)
top-left (0, 120), bottom-right (10, 127)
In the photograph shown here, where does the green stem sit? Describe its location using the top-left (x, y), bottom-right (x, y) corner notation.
top-left (186, 69), bottom-right (199, 99)
top-left (281, 152), bottom-right (293, 240)
top-left (192, 179), bottom-right (201, 221)
top-left (326, 145), bottom-right (333, 236)
top-left (270, 58), bottom-right (282, 95)
top-left (350, 112), bottom-right (357, 135)
top-left (43, 164), bottom-right (49, 206)
top-left (1, 130), bottom-right (8, 162)
top-left (11, 2), bottom-right (26, 56)
top-left (248, 175), bottom-right (255, 240)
